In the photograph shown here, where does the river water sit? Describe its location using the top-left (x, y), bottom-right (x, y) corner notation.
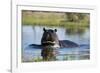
top-left (22, 25), bottom-right (90, 62)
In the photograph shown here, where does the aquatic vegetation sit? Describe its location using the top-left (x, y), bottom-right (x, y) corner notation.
top-left (33, 56), bottom-right (43, 62)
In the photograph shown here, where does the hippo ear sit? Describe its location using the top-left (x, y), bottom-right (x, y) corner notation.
top-left (43, 28), bottom-right (46, 32)
top-left (55, 29), bottom-right (57, 32)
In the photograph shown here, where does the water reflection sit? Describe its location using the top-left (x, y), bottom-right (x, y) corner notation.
top-left (65, 27), bottom-right (89, 35)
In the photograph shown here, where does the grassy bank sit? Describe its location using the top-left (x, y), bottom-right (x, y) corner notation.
top-left (22, 10), bottom-right (90, 28)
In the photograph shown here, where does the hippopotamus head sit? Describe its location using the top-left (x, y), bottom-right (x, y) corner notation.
top-left (41, 28), bottom-right (60, 48)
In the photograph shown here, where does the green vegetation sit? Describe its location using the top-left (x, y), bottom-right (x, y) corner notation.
top-left (32, 56), bottom-right (43, 62)
top-left (22, 10), bottom-right (90, 28)
top-left (22, 55), bottom-right (89, 62)
top-left (63, 55), bottom-right (78, 60)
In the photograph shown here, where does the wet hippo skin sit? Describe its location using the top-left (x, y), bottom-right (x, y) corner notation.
top-left (29, 28), bottom-right (79, 49)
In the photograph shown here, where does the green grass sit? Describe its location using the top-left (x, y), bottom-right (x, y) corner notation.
top-left (22, 16), bottom-right (89, 27)
top-left (22, 11), bottom-right (89, 28)
top-left (32, 57), bottom-right (43, 62)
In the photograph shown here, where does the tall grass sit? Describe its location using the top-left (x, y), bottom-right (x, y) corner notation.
top-left (22, 10), bottom-right (90, 28)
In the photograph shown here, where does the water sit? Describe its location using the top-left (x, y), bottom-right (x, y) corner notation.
top-left (22, 25), bottom-right (90, 62)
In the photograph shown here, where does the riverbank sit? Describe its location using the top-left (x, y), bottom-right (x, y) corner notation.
top-left (22, 10), bottom-right (90, 28)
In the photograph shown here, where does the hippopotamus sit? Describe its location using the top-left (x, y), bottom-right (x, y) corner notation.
top-left (41, 28), bottom-right (79, 61)
top-left (30, 28), bottom-right (78, 48)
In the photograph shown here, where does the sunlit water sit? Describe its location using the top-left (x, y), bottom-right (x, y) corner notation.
top-left (22, 26), bottom-right (90, 62)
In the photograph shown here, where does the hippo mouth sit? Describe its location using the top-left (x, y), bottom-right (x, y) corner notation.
top-left (42, 41), bottom-right (56, 44)
top-left (42, 41), bottom-right (60, 48)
